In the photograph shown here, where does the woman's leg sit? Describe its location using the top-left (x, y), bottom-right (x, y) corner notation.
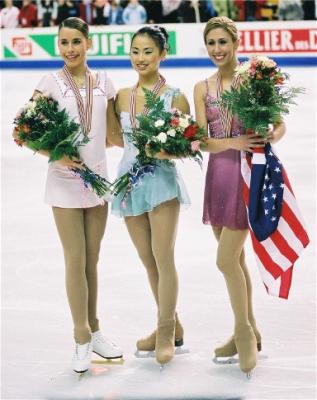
top-left (125, 213), bottom-right (159, 305)
top-left (148, 198), bottom-right (180, 321)
top-left (212, 227), bottom-right (261, 358)
top-left (148, 198), bottom-right (180, 364)
top-left (216, 227), bottom-right (249, 327)
top-left (216, 227), bottom-right (257, 372)
top-left (52, 207), bottom-right (90, 344)
top-left (125, 209), bottom-right (184, 352)
top-left (83, 204), bottom-right (108, 333)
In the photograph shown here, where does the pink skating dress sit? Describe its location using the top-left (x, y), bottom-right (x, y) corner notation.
top-left (203, 79), bottom-right (248, 230)
top-left (35, 71), bottom-right (115, 208)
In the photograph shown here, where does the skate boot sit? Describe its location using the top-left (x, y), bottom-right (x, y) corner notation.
top-left (72, 340), bottom-right (93, 373)
top-left (136, 313), bottom-right (184, 352)
top-left (214, 326), bottom-right (261, 361)
top-left (155, 317), bottom-right (175, 367)
top-left (234, 324), bottom-right (257, 377)
top-left (92, 330), bottom-right (123, 359)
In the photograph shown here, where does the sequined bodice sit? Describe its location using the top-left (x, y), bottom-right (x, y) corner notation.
top-left (205, 92), bottom-right (245, 139)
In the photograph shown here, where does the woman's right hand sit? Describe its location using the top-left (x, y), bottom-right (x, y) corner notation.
top-left (56, 156), bottom-right (85, 170)
top-left (231, 134), bottom-right (266, 152)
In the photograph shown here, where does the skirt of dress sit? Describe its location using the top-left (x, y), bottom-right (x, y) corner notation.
top-left (203, 149), bottom-right (248, 230)
top-left (112, 162), bottom-right (190, 217)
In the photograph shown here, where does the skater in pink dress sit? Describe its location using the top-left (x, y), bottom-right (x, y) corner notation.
top-left (13, 17), bottom-right (123, 373)
top-left (194, 16), bottom-right (286, 375)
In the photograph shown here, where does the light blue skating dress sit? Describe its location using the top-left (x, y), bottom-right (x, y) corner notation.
top-left (111, 87), bottom-right (190, 217)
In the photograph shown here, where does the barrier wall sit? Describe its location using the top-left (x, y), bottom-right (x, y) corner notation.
top-left (1, 20), bottom-right (316, 68)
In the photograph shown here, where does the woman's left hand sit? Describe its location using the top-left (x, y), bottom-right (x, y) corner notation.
top-left (265, 128), bottom-right (276, 143)
top-left (265, 121), bottom-right (286, 144)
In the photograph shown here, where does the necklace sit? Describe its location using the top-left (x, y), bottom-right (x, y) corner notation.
top-left (73, 75), bottom-right (85, 88)
top-left (63, 65), bottom-right (94, 135)
top-left (129, 74), bottom-right (166, 128)
top-left (216, 70), bottom-right (241, 138)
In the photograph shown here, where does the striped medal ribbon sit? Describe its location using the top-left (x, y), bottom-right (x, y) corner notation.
top-left (129, 74), bottom-right (166, 128)
top-left (63, 65), bottom-right (94, 135)
top-left (216, 70), bottom-right (241, 138)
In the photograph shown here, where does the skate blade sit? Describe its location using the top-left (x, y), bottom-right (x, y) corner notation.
top-left (74, 370), bottom-right (87, 381)
top-left (212, 356), bottom-right (239, 365)
top-left (246, 370), bottom-right (253, 380)
top-left (175, 346), bottom-right (189, 355)
top-left (135, 346), bottom-right (189, 359)
top-left (92, 357), bottom-right (124, 365)
top-left (134, 350), bottom-right (155, 358)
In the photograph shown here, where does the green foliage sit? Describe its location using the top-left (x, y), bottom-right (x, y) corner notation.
top-left (219, 80), bottom-right (303, 137)
top-left (14, 95), bottom-right (111, 197)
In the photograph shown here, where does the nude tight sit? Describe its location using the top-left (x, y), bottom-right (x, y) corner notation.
top-left (124, 198), bottom-right (180, 321)
top-left (212, 226), bottom-right (257, 329)
top-left (52, 204), bottom-right (107, 344)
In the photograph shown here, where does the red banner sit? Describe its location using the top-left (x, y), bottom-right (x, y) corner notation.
top-left (238, 29), bottom-right (317, 53)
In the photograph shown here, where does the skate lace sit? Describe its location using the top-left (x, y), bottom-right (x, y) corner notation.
top-left (75, 342), bottom-right (92, 360)
top-left (93, 331), bottom-right (118, 348)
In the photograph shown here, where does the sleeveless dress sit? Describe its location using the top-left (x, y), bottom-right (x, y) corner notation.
top-left (112, 87), bottom-right (190, 217)
top-left (35, 71), bottom-right (115, 208)
top-left (203, 79), bottom-right (248, 230)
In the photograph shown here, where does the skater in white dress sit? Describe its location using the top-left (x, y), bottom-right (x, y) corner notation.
top-left (13, 17), bottom-right (123, 373)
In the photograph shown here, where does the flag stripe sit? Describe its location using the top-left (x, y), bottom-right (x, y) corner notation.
top-left (281, 196), bottom-right (310, 247)
top-left (254, 254), bottom-right (281, 296)
top-left (250, 231), bottom-right (283, 278)
top-left (276, 217), bottom-right (306, 257)
top-left (270, 229), bottom-right (300, 263)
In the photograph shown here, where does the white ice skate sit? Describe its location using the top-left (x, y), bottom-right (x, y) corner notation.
top-left (72, 340), bottom-right (93, 373)
top-left (91, 330), bottom-right (124, 364)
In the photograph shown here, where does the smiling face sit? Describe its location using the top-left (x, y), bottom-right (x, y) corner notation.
top-left (130, 34), bottom-right (166, 77)
top-left (205, 27), bottom-right (239, 68)
top-left (58, 27), bottom-right (91, 70)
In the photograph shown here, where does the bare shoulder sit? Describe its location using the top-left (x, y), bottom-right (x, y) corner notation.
top-left (172, 90), bottom-right (190, 113)
top-left (116, 87), bottom-right (132, 100)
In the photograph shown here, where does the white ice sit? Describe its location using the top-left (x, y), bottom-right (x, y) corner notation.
top-left (1, 66), bottom-right (316, 400)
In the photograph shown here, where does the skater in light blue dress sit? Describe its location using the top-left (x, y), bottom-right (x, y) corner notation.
top-left (112, 25), bottom-right (190, 367)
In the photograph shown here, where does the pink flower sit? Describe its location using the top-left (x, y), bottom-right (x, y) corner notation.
top-left (191, 140), bottom-right (201, 152)
top-left (170, 118), bottom-right (179, 127)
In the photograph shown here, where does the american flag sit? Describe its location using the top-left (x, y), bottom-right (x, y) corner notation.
top-left (241, 144), bottom-right (310, 299)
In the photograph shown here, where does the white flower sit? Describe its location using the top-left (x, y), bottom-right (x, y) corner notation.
top-left (154, 119), bottom-right (165, 128)
top-left (167, 128), bottom-right (176, 137)
top-left (25, 101), bottom-right (37, 117)
top-left (179, 117), bottom-right (190, 129)
top-left (254, 55), bottom-right (276, 68)
top-left (235, 62), bottom-right (250, 75)
top-left (157, 132), bottom-right (167, 143)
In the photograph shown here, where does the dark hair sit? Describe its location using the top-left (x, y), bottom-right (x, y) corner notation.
top-left (131, 25), bottom-right (169, 53)
top-left (58, 17), bottom-right (89, 39)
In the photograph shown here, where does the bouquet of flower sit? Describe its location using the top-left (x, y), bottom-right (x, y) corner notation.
top-left (14, 94), bottom-right (112, 197)
top-left (217, 55), bottom-right (304, 137)
top-left (111, 88), bottom-right (207, 202)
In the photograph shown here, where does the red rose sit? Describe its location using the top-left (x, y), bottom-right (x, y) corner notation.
top-left (184, 124), bottom-right (199, 139)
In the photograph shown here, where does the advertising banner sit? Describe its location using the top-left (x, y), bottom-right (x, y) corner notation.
top-left (1, 21), bottom-right (316, 68)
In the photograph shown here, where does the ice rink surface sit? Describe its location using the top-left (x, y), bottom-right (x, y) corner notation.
top-left (1, 66), bottom-right (316, 400)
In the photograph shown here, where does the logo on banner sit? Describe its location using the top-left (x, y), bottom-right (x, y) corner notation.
top-left (12, 37), bottom-right (33, 56)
